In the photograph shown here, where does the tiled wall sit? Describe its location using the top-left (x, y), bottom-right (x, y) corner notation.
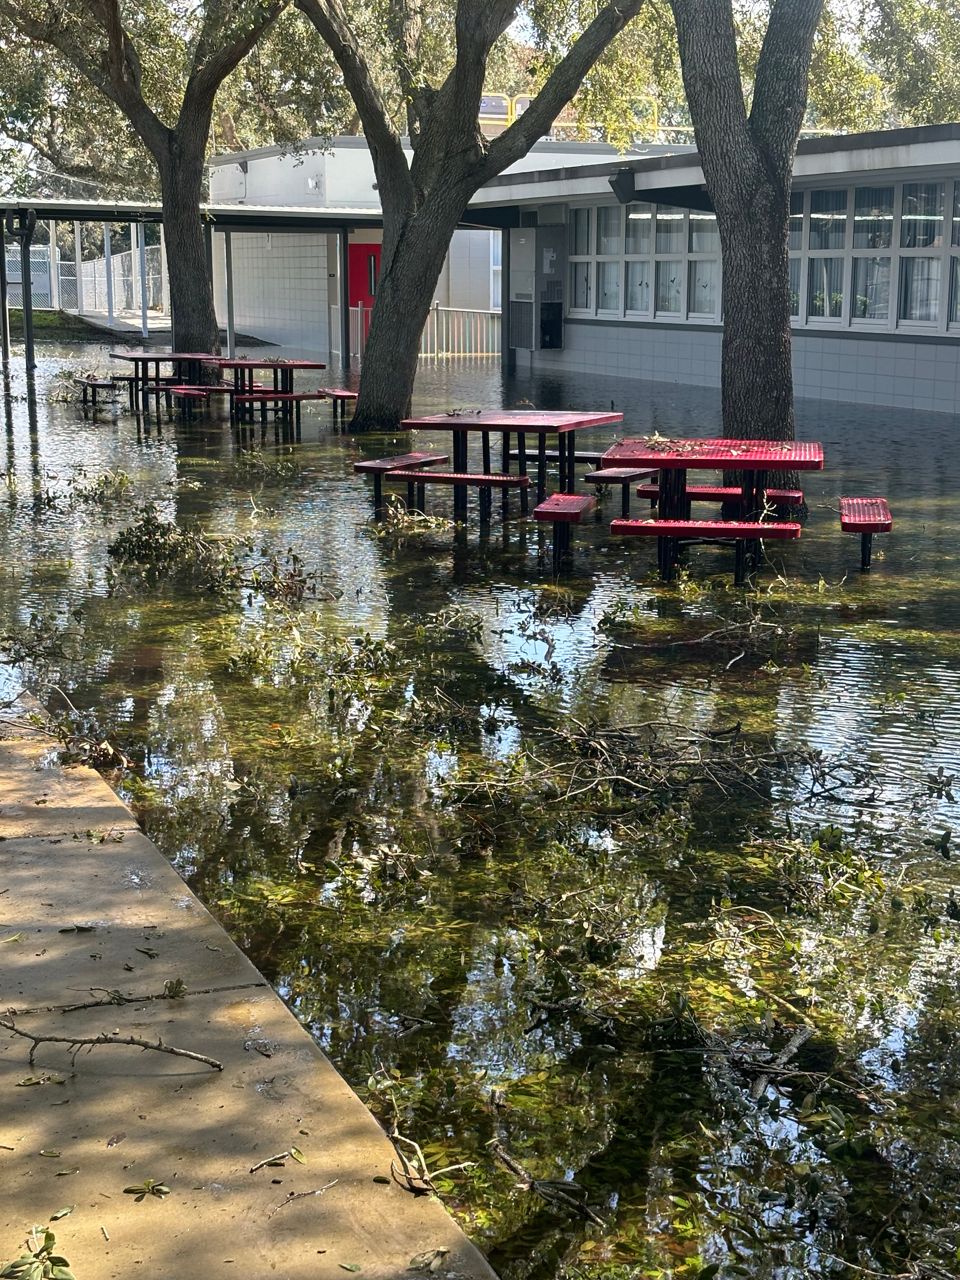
top-left (212, 233), bottom-right (329, 354)
top-left (527, 319), bottom-right (960, 412)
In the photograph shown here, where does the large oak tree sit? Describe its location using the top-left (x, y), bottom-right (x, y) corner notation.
top-left (669, 0), bottom-right (824, 442)
top-left (295, 0), bottom-right (647, 430)
top-left (0, 0), bottom-right (288, 352)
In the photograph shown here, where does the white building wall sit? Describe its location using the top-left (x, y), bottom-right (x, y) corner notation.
top-left (527, 320), bottom-right (960, 411)
top-left (213, 231), bottom-right (329, 353)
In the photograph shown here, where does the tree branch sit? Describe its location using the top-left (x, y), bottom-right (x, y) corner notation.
top-left (749, 0), bottom-right (825, 175)
top-left (484, 0), bottom-right (644, 180)
top-left (185, 0), bottom-right (288, 113)
top-left (0, 0), bottom-right (170, 159)
top-left (0, 1015), bottom-right (223, 1071)
top-left (295, 0), bottom-right (412, 202)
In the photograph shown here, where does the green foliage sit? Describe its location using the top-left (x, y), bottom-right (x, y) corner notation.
top-left (862, 0), bottom-right (960, 124)
top-left (0, 1227), bottom-right (76, 1280)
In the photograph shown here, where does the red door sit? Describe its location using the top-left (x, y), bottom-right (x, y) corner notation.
top-left (348, 244), bottom-right (380, 307)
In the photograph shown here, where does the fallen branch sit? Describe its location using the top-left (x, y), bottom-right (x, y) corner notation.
top-left (488, 1139), bottom-right (603, 1225)
top-left (267, 1179), bottom-right (338, 1217)
top-left (749, 1025), bottom-right (814, 1101)
top-left (0, 1016), bottom-right (223, 1071)
top-left (7, 980), bottom-right (268, 1018)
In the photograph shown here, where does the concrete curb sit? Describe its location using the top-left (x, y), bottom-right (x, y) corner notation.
top-left (0, 693), bottom-right (499, 1280)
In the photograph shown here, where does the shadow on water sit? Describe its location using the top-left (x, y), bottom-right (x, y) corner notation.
top-left (2, 343), bottom-right (960, 1277)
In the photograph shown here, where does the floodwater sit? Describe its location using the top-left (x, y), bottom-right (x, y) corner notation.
top-left (2, 344), bottom-right (960, 1279)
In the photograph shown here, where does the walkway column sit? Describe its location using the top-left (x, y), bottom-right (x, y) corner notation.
top-left (500, 228), bottom-right (515, 377)
top-left (129, 221), bottom-right (139, 317)
top-left (138, 224), bottom-right (149, 339)
top-left (5, 210), bottom-right (37, 371)
top-left (73, 221), bottom-right (85, 313)
top-left (0, 227), bottom-right (10, 366)
top-left (47, 221), bottom-right (59, 310)
top-left (104, 224), bottom-right (114, 329)
top-left (159, 226), bottom-right (170, 320)
top-left (223, 230), bottom-right (236, 357)
top-left (338, 228), bottom-right (350, 372)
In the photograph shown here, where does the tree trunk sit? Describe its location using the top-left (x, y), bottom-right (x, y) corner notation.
top-left (157, 138), bottom-right (219, 359)
top-left (350, 200), bottom-right (463, 431)
top-left (670, 0), bottom-right (823, 447)
top-left (716, 188), bottom-right (794, 440)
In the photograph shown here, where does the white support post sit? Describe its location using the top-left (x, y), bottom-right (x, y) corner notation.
top-left (74, 221), bottom-right (84, 313)
top-left (223, 230), bottom-right (236, 357)
top-left (104, 223), bottom-right (114, 328)
top-left (138, 224), bottom-right (149, 338)
top-left (129, 221), bottom-right (139, 315)
top-left (47, 221), bottom-right (59, 310)
top-left (159, 225), bottom-right (170, 318)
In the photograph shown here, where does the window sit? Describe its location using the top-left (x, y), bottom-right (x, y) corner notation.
top-left (901, 183), bottom-right (944, 249)
top-left (563, 180), bottom-right (960, 336)
top-left (688, 259), bottom-right (719, 315)
top-left (625, 259), bottom-right (651, 312)
top-left (899, 257), bottom-right (941, 322)
top-left (689, 212), bottom-right (719, 254)
top-left (809, 190), bottom-right (847, 250)
top-left (625, 203), bottom-right (653, 255)
top-left (490, 231), bottom-right (501, 310)
top-left (597, 207), bottom-right (622, 255)
top-left (571, 260), bottom-right (591, 310)
top-left (655, 260), bottom-right (681, 313)
top-left (570, 208), bottom-right (591, 256)
top-left (854, 187), bottom-right (894, 249)
top-left (808, 257), bottom-right (844, 319)
top-left (568, 209), bottom-right (592, 311)
top-left (789, 257), bottom-right (801, 317)
top-left (852, 257), bottom-right (890, 320)
top-left (950, 257), bottom-right (960, 325)
top-left (655, 208), bottom-right (684, 254)
top-left (788, 191), bottom-right (803, 251)
top-left (597, 261), bottom-right (620, 312)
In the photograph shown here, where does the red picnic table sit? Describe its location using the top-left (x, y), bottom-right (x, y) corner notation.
top-left (109, 350), bottom-right (219, 412)
top-left (205, 358), bottom-right (327, 425)
top-left (602, 436), bottom-right (824, 578)
top-left (400, 408), bottom-right (623, 516)
top-left (202, 357), bottom-right (326, 396)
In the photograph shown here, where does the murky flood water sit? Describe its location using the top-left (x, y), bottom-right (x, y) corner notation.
top-left (3, 344), bottom-right (960, 1279)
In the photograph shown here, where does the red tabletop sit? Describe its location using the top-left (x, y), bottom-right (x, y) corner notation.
top-left (110, 350), bottom-right (219, 361)
top-left (401, 409), bottom-right (623, 434)
top-left (602, 436), bottom-right (824, 471)
top-left (204, 358), bottom-right (326, 370)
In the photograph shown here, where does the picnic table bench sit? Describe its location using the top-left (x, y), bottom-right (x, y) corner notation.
top-left (534, 492), bottom-right (597, 564)
top-left (388, 469), bottom-right (530, 522)
top-left (840, 497), bottom-right (893, 570)
top-left (74, 377), bottom-right (115, 409)
top-left (584, 467), bottom-right (658, 517)
top-left (317, 387), bottom-right (358, 422)
top-left (354, 452), bottom-right (449, 509)
top-left (612, 517), bottom-right (803, 585)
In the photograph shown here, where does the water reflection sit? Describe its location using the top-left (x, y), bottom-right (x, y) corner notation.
top-left (1, 344), bottom-right (960, 1277)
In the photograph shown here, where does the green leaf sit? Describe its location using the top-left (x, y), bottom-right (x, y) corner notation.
top-left (49, 1209), bottom-right (74, 1222)
top-left (339, 1266), bottom-right (362, 1273)
top-left (54, 1168), bottom-right (80, 1176)
top-left (289, 1146), bottom-right (305, 1164)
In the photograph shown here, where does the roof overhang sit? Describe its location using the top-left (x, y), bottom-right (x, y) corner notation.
top-left (0, 198), bottom-right (387, 231)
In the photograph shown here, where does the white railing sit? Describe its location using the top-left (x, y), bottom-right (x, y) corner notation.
top-left (330, 302), bottom-right (500, 360)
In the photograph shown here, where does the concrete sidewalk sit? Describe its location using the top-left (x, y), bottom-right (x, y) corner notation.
top-left (0, 693), bottom-right (498, 1280)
